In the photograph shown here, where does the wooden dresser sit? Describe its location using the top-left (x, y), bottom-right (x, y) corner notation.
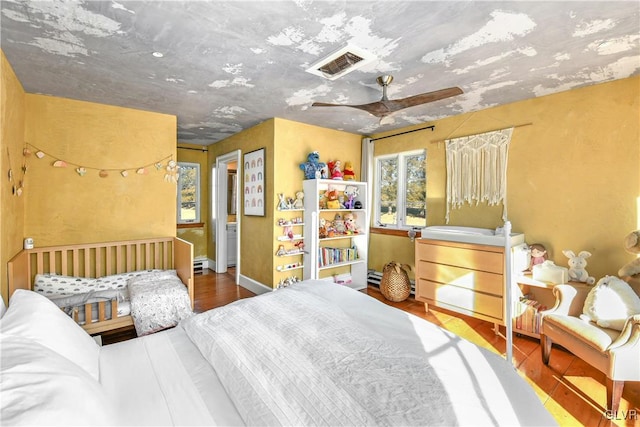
top-left (415, 238), bottom-right (506, 325)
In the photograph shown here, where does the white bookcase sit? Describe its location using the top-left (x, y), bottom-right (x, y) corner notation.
top-left (303, 179), bottom-right (368, 290)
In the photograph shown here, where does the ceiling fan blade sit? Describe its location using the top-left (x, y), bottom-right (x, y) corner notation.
top-left (311, 79), bottom-right (463, 118)
top-left (384, 87), bottom-right (463, 112)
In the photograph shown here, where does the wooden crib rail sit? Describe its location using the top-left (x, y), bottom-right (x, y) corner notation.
top-left (28, 237), bottom-right (177, 278)
top-left (71, 299), bottom-right (133, 335)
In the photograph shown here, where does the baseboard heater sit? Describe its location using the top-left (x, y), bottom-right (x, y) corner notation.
top-left (367, 269), bottom-right (416, 295)
top-left (193, 259), bottom-right (206, 273)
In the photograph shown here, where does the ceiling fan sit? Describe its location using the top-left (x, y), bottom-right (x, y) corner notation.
top-left (312, 75), bottom-right (463, 119)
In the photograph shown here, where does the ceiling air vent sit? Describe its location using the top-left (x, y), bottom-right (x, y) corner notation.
top-left (306, 44), bottom-right (376, 80)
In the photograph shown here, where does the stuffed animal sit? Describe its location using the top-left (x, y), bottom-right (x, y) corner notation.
top-left (342, 161), bottom-right (356, 181)
top-left (299, 151), bottom-right (326, 180)
top-left (343, 185), bottom-right (359, 209)
top-left (562, 249), bottom-right (596, 284)
top-left (327, 160), bottom-right (343, 180)
top-left (619, 230), bottom-right (640, 277)
top-left (581, 275), bottom-right (640, 331)
top-left (324, 188), bottom-right (340, 209)
top-left (343, 212), bottom-right (359, 233)
top-left (292, 191), bottom-right (304, 209)
top-left (318, 218), bottom-right (328, 238)
top-left (333, 213), bottom-right (346, 234)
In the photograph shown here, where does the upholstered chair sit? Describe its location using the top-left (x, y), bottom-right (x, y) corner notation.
top-left (540, 277), bottom-right (640, 413)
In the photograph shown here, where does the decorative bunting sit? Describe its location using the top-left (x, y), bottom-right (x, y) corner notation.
top-left (25, 142), bottom-right (176, 183)
top-left (6, 146), bottom-right (27, 197)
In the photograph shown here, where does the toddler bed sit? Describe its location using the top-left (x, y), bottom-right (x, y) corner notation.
top-left (7, 237), bottom-right (193, 335)
top-left (0, 281), bottom-right (557, 426)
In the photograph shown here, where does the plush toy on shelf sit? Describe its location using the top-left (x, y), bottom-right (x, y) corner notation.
top-left (343, 185), bottom-right (359, 209)
top-left (344, 212), bottom-right (359, 233)
top-left (342, 161), bottom-right (356, 181)
top-left (299, 151), bottom-right (326, 179)
top-left (562, 249), bottom-right (596, 284)
top-left (318, 218), bottom-right (328, 238)
top-left (327, 160), bottom-right (343, 180)
top-left (292, 191), bottom-right (304, 209)
top-left (324, 188), bottom-right (340, 209)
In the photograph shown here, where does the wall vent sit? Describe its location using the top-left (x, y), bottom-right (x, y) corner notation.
top-left (306, 44), bottom-right (376, 80)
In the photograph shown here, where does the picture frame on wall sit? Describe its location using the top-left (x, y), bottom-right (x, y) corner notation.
top-left (243, 147), bottom-right (265, 216)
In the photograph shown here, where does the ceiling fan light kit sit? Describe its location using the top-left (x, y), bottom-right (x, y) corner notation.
top-left (312, 75), bottom-right (463, 119)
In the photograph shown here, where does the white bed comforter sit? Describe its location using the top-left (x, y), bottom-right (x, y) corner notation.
top-left (181, 281), bottom-right (556, 426)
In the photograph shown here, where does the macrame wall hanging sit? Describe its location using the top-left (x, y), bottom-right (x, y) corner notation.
top-left (445, 127), bottom-right (513, 223)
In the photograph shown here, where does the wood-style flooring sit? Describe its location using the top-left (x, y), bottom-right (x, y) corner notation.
top-left (104, 269), bottom-right (640, 426)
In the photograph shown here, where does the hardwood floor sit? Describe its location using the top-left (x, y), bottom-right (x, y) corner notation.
top-left (105, 269), bottom-right (640, 426)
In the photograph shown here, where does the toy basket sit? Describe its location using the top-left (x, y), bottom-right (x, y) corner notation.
top-left (380, 262), bottom-right (411, 302)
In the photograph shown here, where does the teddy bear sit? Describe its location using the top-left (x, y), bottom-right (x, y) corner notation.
top-left (324, 188), bottom-right (340, 209)
top-left (299, 151), bottom-right (326, 180)
top-left (562, 249), bottom-right (596, 284)
top-left (618, 230), bottom-right (640, 278)
top-left (342, 161), bottom-right (356, 181)
top-left (343, 212), bottom-right (359, 233)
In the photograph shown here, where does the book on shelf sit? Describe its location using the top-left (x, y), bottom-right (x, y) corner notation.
top-left (317, 245), bottom-right (358, 267)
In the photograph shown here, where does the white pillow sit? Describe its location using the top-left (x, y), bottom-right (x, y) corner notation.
top-left (0, 294), bottom-right (6, 318)
top-left (582, 276), bottom-right (640, 331)
top-left (0, 334), bottom-right (118, 426)
top-left (0, 290), bottom-right (101, 380)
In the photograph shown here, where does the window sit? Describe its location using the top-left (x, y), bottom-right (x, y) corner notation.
top-left (374, 150), bottom-right (426, 229)
top-left (177, 162), bottom-right (200, 223)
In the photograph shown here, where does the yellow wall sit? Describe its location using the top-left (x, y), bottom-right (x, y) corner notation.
top-left (0, 50), bottom-right (26, 300)
top-left (208, 119), bottom-right (275, 285)
top-left (369, 76), bottom-right (640, 281)
top-left (23, 95), bottom-right (177, 246)
top-left (177, 143), bottom-right (209, 260)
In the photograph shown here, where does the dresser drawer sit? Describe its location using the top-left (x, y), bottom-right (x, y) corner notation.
top-left (416, 241), bottom-right (504, 274)
top-left (416, 279), bottom-right (503, 321)
top-left (417, 261), bottom-right (503, 296)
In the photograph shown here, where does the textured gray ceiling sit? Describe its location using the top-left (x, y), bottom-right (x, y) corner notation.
top-left (2, 1), bottom-right (639, 145)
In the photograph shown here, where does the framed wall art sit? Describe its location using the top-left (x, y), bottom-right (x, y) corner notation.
top-left (243, 147), bottom-right (265, 216)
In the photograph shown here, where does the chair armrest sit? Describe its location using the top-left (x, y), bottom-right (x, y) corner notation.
top-left (543, 284), bottom-right (591, 317)
top-left (609, 314), bottom-right (640, 381)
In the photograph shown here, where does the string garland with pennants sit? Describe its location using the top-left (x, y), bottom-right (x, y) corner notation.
top-left (24, 143), bottom-right (179, 183)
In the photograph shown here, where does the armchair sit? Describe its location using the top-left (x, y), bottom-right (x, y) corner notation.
top-left (541, 278), bottom-right (640, 413)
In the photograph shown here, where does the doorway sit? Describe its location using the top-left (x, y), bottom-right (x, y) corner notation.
top-left (214, 150), bottom-right (241, 284)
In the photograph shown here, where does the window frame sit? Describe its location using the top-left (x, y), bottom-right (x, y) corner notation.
top-left (176, 162), bottom-right (201, 224)
top-left (373, 149), bottom-right (426, 230)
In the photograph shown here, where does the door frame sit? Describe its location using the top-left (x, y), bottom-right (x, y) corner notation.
top-left (214, 150), bottom-right (241, 283)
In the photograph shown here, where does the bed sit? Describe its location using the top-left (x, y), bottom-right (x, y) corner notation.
top-left (0, 279), bottom-right (557, 426)
top-left (7, 237), bottom-right (194, 335)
